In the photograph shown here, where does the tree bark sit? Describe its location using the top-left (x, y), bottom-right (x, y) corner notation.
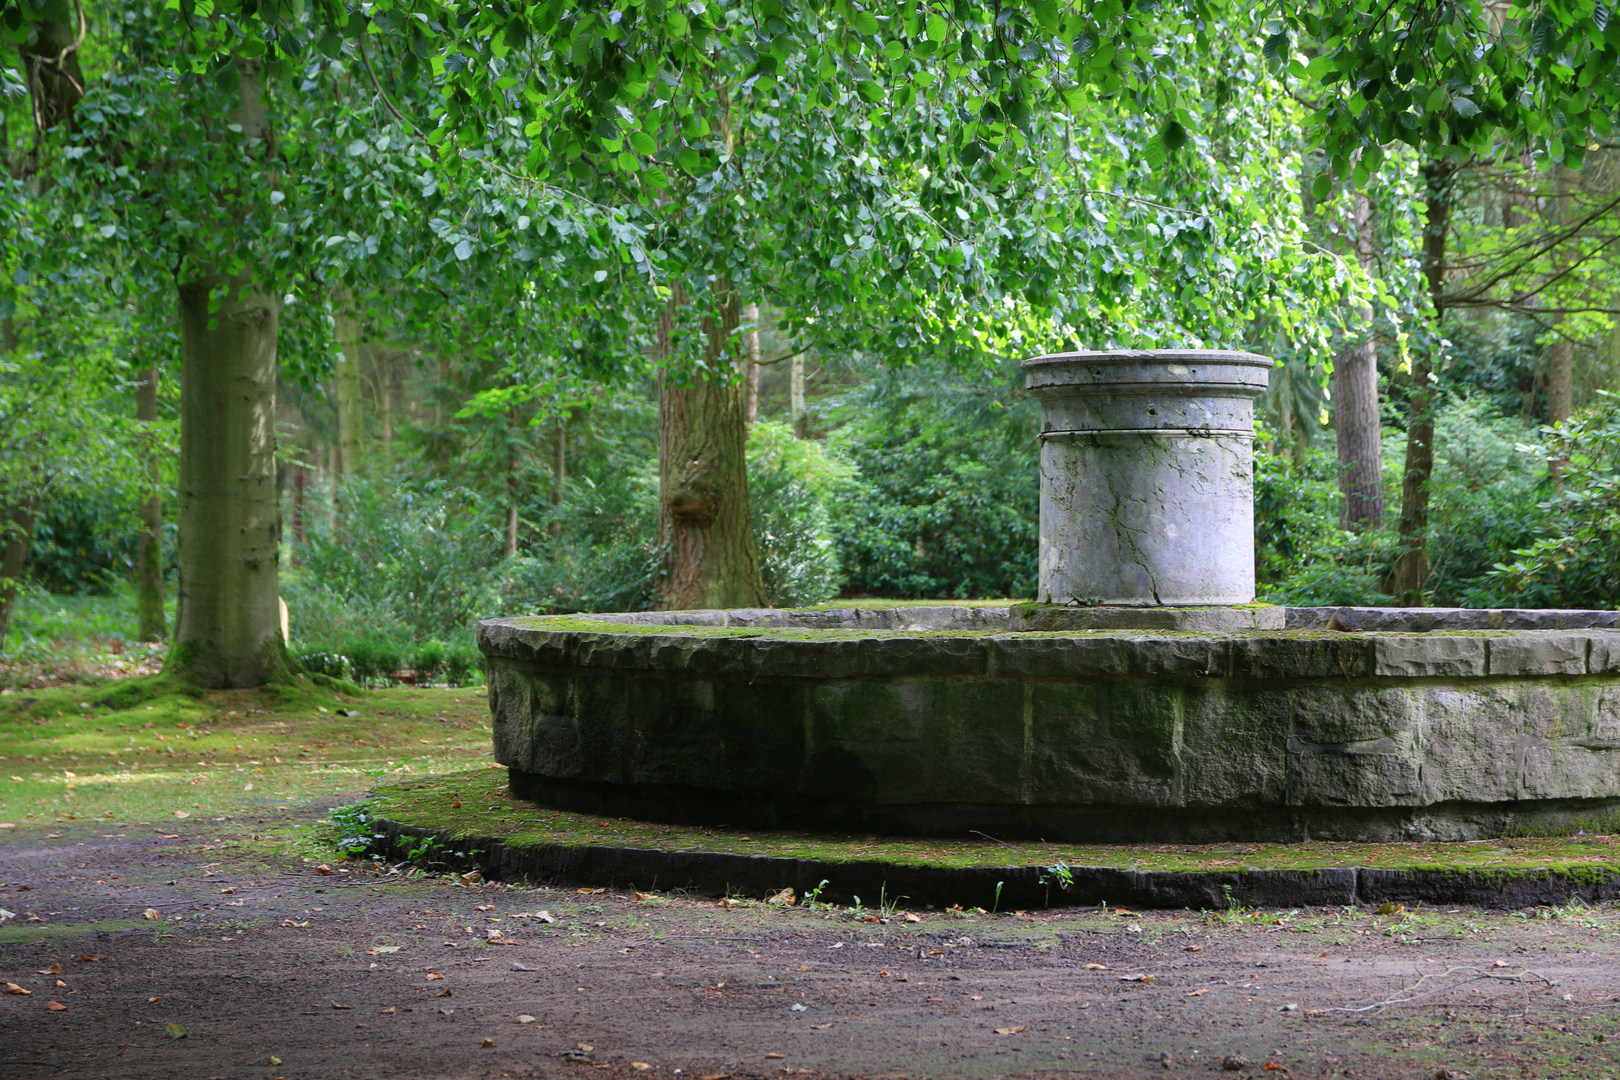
top-left (549, 415), bottom-right (565, 539)
top-left (0, 495), bottom-right (40, 646)
top-left (1385, 160), bottom-right (1454, 604)
top-left (166, 59), bottom-right (288, 688)
top-left (504, 431), bottom-right (519, 559)
top-left (743, 302), bottom-right (761, 425)
top-left (333, 305), bottom-right (364, 480)
top-left (656, 282), bottom-right (766, 610)
top-left (790, 352), bottom-right (807, 438)
top-left (1548, 338), bottom-right (1574, 425)
top-left (135, 363), bottom-right (166, 641)
top-left (17, 16), bottom-right (84, 140)
top-left (1333, 190), bottom-right (1384, 531)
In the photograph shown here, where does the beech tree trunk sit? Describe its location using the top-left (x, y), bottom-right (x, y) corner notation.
top-left (0, 496), bottom-right (40, 645)
top-left (790, 353), bottom-right (807, 438)
top-left (333, 305), bottom-right (364, 480)
top-left (656, 282), bottom-right (766, 610)
top-left (743, 302), bottom-right (761, 425)
top-left (17, 16), bottom-right (84, 142)
top-left (135, 364), bottom-right (166, 641)
top-left (1334, 191), bottom-right (1384, 531)
top-left (549, 416), bottom-right (565, 539)
top-left (1386, 160), bottom-right (1454, 604)
top-left (167, 59), bottom-right (288, 688)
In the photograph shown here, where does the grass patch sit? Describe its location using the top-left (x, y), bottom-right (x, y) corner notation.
top-left (0, 919), bottom-right (153, 944)
top-left (372, 769), bottom-right (1620, 875)
top-left (0, 680), bottom-right (493, 839)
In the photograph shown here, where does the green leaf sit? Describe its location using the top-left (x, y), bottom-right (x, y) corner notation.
top-left (346, 139), bottom-right (368, 157)
top-left (1425, 86), bottom-right (1449, 113)
top-left (666, 11), bottom-right (688, 36)
top-left (856, 81), bottom-right (884, 104)
top-left (1262, 32), bottom-right (1289, 65)
top-left (1451, 95), bottom-right (1481, 117)
top-left (617, 151), bottom-right (641, 171)
top-left (1161, 119), bottom-right (1188, 151)
top-left (629, 131), bottom-right (657, 154)
top-left (1311, 172), bottom-right (1333, 203)
top-left (926, 14), bottom-right (948, 42)
top-left (1142, 132), bottom-right (1166, 170)
top-left (453, 239), bottom-right (473, 261)
top-left (850, 10), bottom-right (880, 35)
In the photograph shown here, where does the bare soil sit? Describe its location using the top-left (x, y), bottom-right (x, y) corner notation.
top-left (4, 812), bottom-right (1620, 1080)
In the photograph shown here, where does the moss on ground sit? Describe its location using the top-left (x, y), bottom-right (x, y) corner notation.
top-left (0, 682), bottom-right (493, 845)
top-left (371, 769), bottom-right (1620, 874)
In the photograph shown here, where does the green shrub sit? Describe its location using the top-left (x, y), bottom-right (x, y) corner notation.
top-left (748, 421), bottom-right (848, 607)
top-left (444, 640), bottom-right (482, 688)
top-left (297, 650), bottom-right (348, 680)
top-left (409, 640), bottom-right (445, 686)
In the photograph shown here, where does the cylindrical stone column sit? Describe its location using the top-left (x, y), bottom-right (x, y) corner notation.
top-left (1023, 350), bottom-right (1271, 607)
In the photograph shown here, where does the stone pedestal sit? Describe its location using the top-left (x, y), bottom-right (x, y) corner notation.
top-left (1022, 350), bottom-right (1271, 607)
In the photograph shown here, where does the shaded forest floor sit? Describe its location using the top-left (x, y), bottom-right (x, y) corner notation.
top-left (2, 684), bottom-right (1620, 1078)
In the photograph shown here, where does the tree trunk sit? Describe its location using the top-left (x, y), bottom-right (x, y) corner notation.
top-left (0, 495), bottom-right (41, 646)
top-left (17, 16), bottom-right (84, 139)
top-left (135, 363), bottom-right (166, 641)
top-left (549, 416), bottom-right (565, 539)
top-left (167, 59), bottom-right (288, 688)
top-left (333, 305), bottom-right (364, 480)
top-left (1385, 160), bottom-right (1454, 604)
top-left (504, 436), bottom-right (519, 559)
top-left (1548, 338), bottom-right (1573, 425)
top-left (790, 353), bottom-right (807, 438)
top-left (656, 282), bottom-right (766, 610)
top-left (743, 302), bottom-right (761, 426)
top-left (1334, 191), bottom-right (1384, 531)
top-left (290, 465), bottom-right (307, 549)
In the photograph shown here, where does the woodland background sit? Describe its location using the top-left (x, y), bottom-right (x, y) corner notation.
top-left (3, 0), bottom-right (1620, 689)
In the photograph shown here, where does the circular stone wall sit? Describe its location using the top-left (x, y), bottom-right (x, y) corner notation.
top-left (480, 605), bottom-right (1620, 843)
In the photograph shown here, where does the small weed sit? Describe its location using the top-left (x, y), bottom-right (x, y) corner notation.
top-left (802, 880), bottom-right (830, 909)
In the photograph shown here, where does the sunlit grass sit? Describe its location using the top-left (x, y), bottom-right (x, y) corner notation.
top-left (0, 681), bottom-right (494, 838)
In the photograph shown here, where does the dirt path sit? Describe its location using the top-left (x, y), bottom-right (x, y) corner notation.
top-left (4, 811), bottom-right (1620, 1080)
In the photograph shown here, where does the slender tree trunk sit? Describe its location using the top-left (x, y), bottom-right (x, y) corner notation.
top-left (504, 441), bottom-right (519, 559)
top-left (790, 353), bottom-right (807, 438)
top-left (166, 59), bottom-right (288, 688)
top-left (333, 305), bottom-right (364, 481)
top-left (1386, 160), bottom-right (1454, 604)
top-left (656, 281), bottom-right (766, 610)
top-left (1334, 191), bottom-right (1384, 531)
top-left (290, 465), bottom-right (307, 549)
top-left (17, 16), bottom-right (84, 141)
top-left (1548, 339), bottom-right (1574, 425)
top-left (376, 348), bottom-right (394, 461)
top-left (0, 495), bottom-right (41, 646)
top-left (549, 416), bottom-right (565, 540)
top-left (743, 302), bottom-right (761, 425)
top-left (135, 364), bottom-right (166, 641)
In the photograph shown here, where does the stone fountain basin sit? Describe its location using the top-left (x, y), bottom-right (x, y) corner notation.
top-left (480, 605), bottom-right (1620, 843)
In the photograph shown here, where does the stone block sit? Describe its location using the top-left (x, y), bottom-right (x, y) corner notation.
top-left (1487, 634), bottom-right (1588, 676)
top-left (857, 634), bottom-right (990, 678)
top-left (1229, 636), bottom-right (1372, 679)
top-left (1371, 634), bottom-right (1487, 677)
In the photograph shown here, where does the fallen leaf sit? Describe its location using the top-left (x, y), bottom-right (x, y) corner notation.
top-left (38, 964), bottom-right (60, 975)
top-left (165, 1022), bottom-right (186, 1039)
top-left (475, 904), bottom-right (496, 912)
top-left (715, 898), bottom-right (739, 908)
top-left (380, 1007), bottom-right (395, 1014)
top-left (632, 1064), bottom-right (651, 1071)
top-left (698, 1074), bottom-right (731, 1080)
top-left (149, 997), bottom-right (160, 1003)
top-left (1083, 963), bottom-right (1108, 971)
top-left (1263, 1064), bottom-right (1285, 1072)
top-left (427, 972), bottom-right (445, 981)
top-left (903, 912), bottom-right (922, 923)
top-left (1184, 945), bottom-right (1203, 953)
top-left (437, 988), bottom-right (453, 997)
top-left (25, 913), bottom-right (42, 923)
top-left (764, 1053), bottom-right (785, 1060)
top-left (46, 1000), bottom-right (67, 1011)
top-left (578, 887), bottom-right (604, 894)
top-left (368, 945), bottom-right (401, 955)
top-left (1493, 960), bottom-right (1509, 968)
top-left (515, 1014), bottom-right (536, 1024)
top-left (4, 983), bottom-right (32, 995)
top-left (534, 911), bottom-right (557, 923)
top-left (767, 887), bottom-right (796, 906)
top-left (462, 871), bottom-right (484, 884)
top-left (144, 908), bottom-right (160, 920)
top-left (1121, 974), bottom-right (1155, 983)
top-left (281, 919), bottom-right (310, 928)
top-left (1377, 902), bottom-right (1406, 915)
top-left (315, 864), bottom-right (333, 875)
top-left (268, 1056), bottom-right (282, 1066)
top-left (994, 1025), bottom-right (1027, 1035)
top-left (878, 970), bottom-right (890, 977)
top-left (172, 810), bottom-right (190, 819)
top-left (54, 980), bottom-right (65, 988)
top-left (633, 892), bottom-right (654, 902)
top-left (1112, 908), bottom-right (1138, 917)
top-left (790, 1002), bottom-right (809, 1012)
top-left (219, 887), bottom-right (235, 895)
top-left (76, 955), bottom-right (98, 963)
top-left (482, 1038), bottom-right (495, 1048)
top-left (330, 1000), bottom-right (351, 1010)
top-left (578, 1044), bottom-right (595, 1052)
top-left (797, 965), bottom-right (810, 972)
top-left (1185, 988), bottom-right (1209, 996)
